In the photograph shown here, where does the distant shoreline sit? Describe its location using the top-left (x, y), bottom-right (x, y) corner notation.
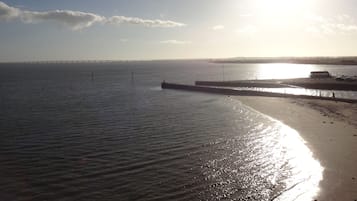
top-left (211, 57), bottom-right (357, 65)
top-left (2, 57), bottom-right (357, 65)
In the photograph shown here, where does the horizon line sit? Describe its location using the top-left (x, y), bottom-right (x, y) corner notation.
top-left (2, 56), bottom-right (357, 64)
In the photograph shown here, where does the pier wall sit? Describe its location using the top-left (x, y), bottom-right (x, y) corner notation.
top-left (161, 82), bottom-right (357, 103)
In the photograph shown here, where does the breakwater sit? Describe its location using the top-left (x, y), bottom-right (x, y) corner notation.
top-left (196, 79), bottom-right (357, 91)
top-left (195, 81), bottom-right (289, 88)
top-left (161, 82), bottom-right (357, 103)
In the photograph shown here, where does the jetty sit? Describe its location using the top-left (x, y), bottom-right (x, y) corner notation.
top-left (161, 82), bottom-right (357, 103)
top-left (195, 77), bottom-right (357, 91)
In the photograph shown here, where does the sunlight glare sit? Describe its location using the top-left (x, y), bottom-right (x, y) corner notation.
top-left (257, 63), bottom-right (315, 79)
top-left (259, 0), bottom-right (313, 14)
top-left (273, 124), bottom-right (323, 201)
top-left (256, 0), bottom-right (316, 25)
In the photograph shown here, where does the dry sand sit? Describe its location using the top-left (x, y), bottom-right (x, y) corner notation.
top-left (237, 97), bottom-right (357, 201)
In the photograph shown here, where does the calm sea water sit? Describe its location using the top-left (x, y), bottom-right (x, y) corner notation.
top-left (0, 61), bottom-right (356, 201)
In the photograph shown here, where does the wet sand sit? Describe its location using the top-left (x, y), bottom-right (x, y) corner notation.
top-left (237, 97), bottom-right (357, 201)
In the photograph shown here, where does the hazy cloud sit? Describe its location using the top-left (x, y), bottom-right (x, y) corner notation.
top-left (306, 14), bottom-right (357, 34)
top-left (160, 40), bottom-right (191, 45)
top-left (236, 25), bottom-right (258, 34)
top-left (0, 1), bottom-right (185, 30)
top-left (212, 25), bottom-right (224, 30)
top-left (21, 10), bottom-right (105, 30)
top-left (107, 16), bottom-right (185, 28)
top-left (0, 1), bottom-right (20, 20)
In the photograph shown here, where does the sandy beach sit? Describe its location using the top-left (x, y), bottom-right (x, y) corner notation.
top-left (237, 97), bottom-right (357, 201)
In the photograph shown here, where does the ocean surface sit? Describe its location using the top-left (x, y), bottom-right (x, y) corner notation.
top-left (0, 61), bottom-right (356, 201)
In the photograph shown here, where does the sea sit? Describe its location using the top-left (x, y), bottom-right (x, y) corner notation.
top-left (0, 60), bottom-right (356, 201)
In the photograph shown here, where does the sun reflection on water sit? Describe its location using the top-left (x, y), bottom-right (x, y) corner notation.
top-left (257, 63), bottom-right (316, 79)
top-left (271, 123), bottom-right (323, 201)
top-left (202, 100), bottom-right (323, 201)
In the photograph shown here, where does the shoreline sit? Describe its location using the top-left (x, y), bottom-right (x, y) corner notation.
top-left (161, 82), bottom-right (357, 200)
top-left (237, 96), bottom-right (357, 201)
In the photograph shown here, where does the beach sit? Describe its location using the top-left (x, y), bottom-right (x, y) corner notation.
top-left (237, 97), bottom-right (357, 201)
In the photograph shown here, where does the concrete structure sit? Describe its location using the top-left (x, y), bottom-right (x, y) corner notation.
top-left (310, 71), bottom-right (331, 78)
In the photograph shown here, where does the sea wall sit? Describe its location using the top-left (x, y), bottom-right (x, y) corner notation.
top-left (161, 82), bottom-right (357, 103)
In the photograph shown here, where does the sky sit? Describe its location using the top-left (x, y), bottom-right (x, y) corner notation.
top-left (1, 0), bottom-right (357, 61)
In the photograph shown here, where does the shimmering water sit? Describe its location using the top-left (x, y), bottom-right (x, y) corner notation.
top-left (0, 61), bottom-right (356, 201)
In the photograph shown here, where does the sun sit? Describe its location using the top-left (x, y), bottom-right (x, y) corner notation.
top-left (253, 0), bottom-right (315, 26)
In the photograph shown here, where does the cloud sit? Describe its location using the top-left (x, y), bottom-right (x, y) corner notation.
top-left (305, 14), bottom-right (357, 34)
top-left (160, 40), bottom-right (191, 45)
top-left (212, 25), bottom-right (224, 30)
top-left (21, 10), bottom-right (105, 30)
top-left (0, 1), bottom-right (20, 20)
top-left (107, 16), bottom-right (185, 28)
top-left (0, 1), bottom-right (185, 30)
top-left (336, 24), bottom-right (357, 32)
top-left (236, 25), bottom-right (258, 34)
